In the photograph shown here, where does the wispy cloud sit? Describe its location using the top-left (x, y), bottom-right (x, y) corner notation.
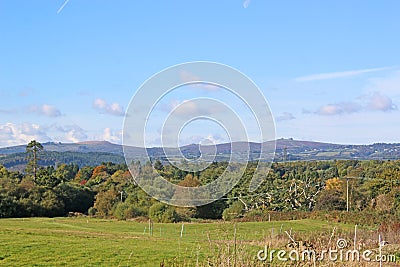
top-left (93, 98), bottom-right (125, 116)
top-left (295, 67), bottom-right (392, 82)
top-left (243, 0), bottom-right (251, 8)
top-left (276, 112), bottom-right (295, 122)
top-left (366, 70), bottom-right (400, 95)
top-left (169, 99), bottom-right (224, 117)
top-left (18, 88), bottom-right (34, 97)
top-left (29, 104), bottom-right (62, 117)
top-left (57, 0), bottom-right (70, 14)
top-left (180, 70), bottom-right (220, 91)
top-left (315, 92), bottom-right (397, 116)
top-left (0, 108), bottom-right (18, 114)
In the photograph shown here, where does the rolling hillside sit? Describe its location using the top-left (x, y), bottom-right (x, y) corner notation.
top-left (0, 139), bottom-right (399, 171)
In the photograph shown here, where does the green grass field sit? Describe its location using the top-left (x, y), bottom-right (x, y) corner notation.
top-left (0, 217), bottom-right (369, 266)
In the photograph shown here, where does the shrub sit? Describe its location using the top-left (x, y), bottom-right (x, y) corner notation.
top-left (314, 190), bottom-right (346, 211)
top-left (148, 203), bottom-right (177, 223)
top-left (93, 190), bottom-right (118, 217)
top-left (0, 194), bottom-right (17, 218)
top-left (242, 209), bottom-right (264, 221)
top-left (40, 190), bottom-right (64, 217)
top-left (54, 183), bottom-right (95, 214)
top-left (114, 202), bottom-right (142, 220)
top-left (175, 207), bottom-right (196, 222)
top-left (222, 201), bottom-right (244, 221)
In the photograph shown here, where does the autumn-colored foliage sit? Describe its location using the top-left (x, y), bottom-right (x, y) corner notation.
top-left (325, 177), bottom-right (344, 191)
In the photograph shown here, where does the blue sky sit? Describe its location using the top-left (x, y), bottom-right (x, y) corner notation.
top-left (1, 0), bottom-right (399, 147)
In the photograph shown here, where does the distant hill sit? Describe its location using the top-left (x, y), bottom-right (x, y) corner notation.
top-left (274, 138), bottom-right (400, 161)
top-left (0, 141), bottom-right (124, 155)
top-left (161, 138), bottom-right (400, 161)
top-left (0, 141), bottom-right (127, 171)
top-left (1, 139), bottom-right (399, 171)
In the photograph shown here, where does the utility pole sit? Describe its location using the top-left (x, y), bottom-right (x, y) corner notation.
top-left (283, 147), bottom-right (288, 162)
top-left (345, 176), bottom-right (359, 212)
top-left (346, 177), bottom-right (349, 212)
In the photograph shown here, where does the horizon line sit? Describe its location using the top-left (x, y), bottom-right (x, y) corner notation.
top-left (1, 138), bottom-right (399, 150)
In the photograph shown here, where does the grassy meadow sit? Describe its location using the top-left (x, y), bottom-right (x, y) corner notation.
top-left (2, 217), bottom-right (394, 266)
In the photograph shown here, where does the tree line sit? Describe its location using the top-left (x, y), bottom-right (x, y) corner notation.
top-left (1, 140), bottom-right (400, 224)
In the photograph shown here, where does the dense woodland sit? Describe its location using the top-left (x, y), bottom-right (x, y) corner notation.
top-left (0, 151), bottom-right (125, 171)
top-left (1, 141), bottom-right (400, 225)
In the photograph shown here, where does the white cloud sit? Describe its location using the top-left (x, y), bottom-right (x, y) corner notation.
top-left (316, 104), bottom-right (346, 116)
top-left (316, 102), bottom-right (362, 116)
top-left (0, 123), bottom-right (51, 147)
top-left (93, 98), bottom-right (125, 116)
top-left (56, 125), bottom-right (88, 143)
top-left (93, 98), bottom-right (107, 109)
top-left (367, 92), bottom-right (397, 112)
top-left (177, 133), bottom-right (228, 147)
top-left (295, 67), bottom-right (392, 82)
top-left (102, 128), bottom-right (121, 143)
top-left (276, 112), bottom-right (295, 122)
top-left (29, 104), bottom-right (62, 117)
top-left (0, 122), bottom-right (123, 147)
